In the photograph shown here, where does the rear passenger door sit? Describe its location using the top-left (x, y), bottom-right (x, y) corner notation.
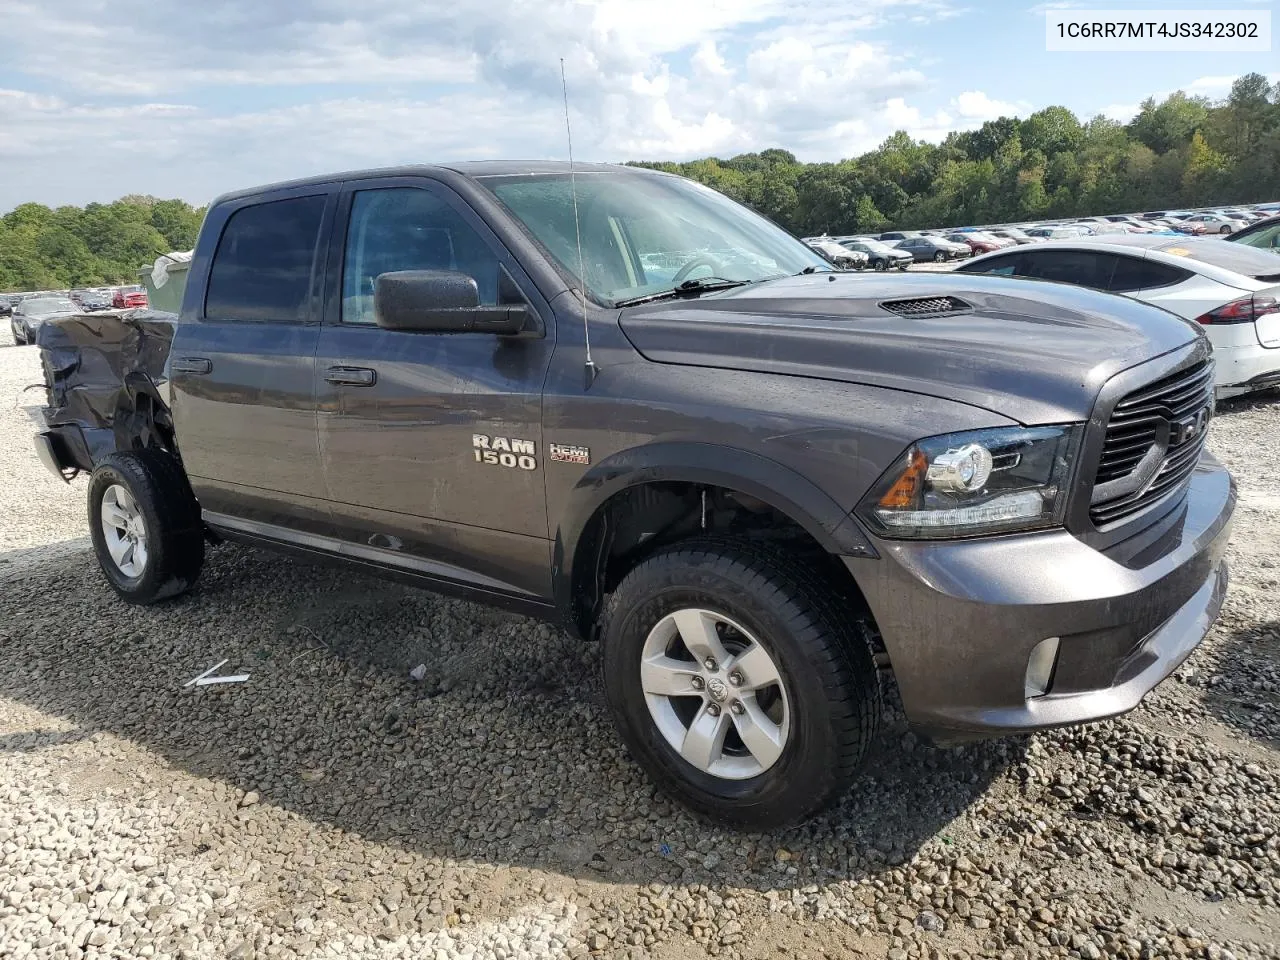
top-left (169, 187), bottom-right (336, 535)
top-left (313, 178), bottom-right (557, 598)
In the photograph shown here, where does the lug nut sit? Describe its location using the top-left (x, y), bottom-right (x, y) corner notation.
top-left (690, 676), bottom-right (705, 691)
top-left (706, 703), bottom-right (722, 717)
top-left (730, 700), bottom-right (745, 716)
top-left (728, 671), bottom-right (744, 687)
top-left (703, 657), bottom-right (718, 671)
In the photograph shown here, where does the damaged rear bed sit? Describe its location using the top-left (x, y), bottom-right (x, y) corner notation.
top-left (35, 310), bottom-right (179, 480)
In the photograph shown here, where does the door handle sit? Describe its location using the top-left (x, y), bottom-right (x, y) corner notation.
top-left (172, 357), bottom-right (212, 375)
top-left (325, 365), bottom-right (377, 386)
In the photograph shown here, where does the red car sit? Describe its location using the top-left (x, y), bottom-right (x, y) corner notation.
top-left (112, 289), bottom-right (148, 309)
top-left (944, 232), bottom-right (1003, 254)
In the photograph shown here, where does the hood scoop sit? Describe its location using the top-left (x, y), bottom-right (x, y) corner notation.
top-left (878, 295), bottom-right (971, 318)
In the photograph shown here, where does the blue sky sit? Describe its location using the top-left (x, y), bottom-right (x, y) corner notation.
top-left (0, 0), bottom-right (1274, 211)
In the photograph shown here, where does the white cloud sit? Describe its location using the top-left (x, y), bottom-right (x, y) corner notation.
top-left (952, 90), bottom-right (1020, 121)
top-left (9, 0), bottom-right (1266, 212)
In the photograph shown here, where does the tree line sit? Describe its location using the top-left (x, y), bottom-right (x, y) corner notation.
top-left (3, 73), bottom-right (1279, 291)
top-left (633, 73), bottom-right (1280, 237)
top-left (0, 196), bottom-right (205, 293)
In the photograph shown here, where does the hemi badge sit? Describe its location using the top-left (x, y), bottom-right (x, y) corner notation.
top-left (549, 443), bottom-right (591, 465)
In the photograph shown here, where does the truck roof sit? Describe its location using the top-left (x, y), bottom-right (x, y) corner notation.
top-left (212, 160), bottom-right (659, 206)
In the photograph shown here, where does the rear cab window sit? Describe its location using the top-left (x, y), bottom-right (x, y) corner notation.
top-left (1108, 256), bottom-right (1191, 293)
top-left (205, 195), bottom-right (327, 322)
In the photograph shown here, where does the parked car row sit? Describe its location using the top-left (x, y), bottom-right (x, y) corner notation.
top-left (2, 285), bottom-right (148, 341)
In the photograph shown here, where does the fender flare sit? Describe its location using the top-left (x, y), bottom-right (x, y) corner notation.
top-left (551, 441), bottom-right (877, 630)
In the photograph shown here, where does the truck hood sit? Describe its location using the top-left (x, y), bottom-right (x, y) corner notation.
top-left (618, 272), bottom-right (1203, 424)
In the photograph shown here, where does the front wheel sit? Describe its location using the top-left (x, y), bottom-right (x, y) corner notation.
top-left (601, 538), bottom-right (882, 828)
top-left (873, 258), bottom-right (887, 271)
top-left (933, 251), bottom-right (945, 262)
top-left (1220, 225), bottom-right (1232, 234)
top-left (88, 450), bottom-right (205, 604)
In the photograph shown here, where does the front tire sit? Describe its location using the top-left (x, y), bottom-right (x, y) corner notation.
top-left (601, 538), bottom-right (881, 828)
top-left (873, 258), bottom-right (887, 271)
top-left (88, 450), bottom-right (205, 604)
top-left (933, 251), bottom-right (945, 262)
top-left (1220, 225), bottom-right (1232, 234)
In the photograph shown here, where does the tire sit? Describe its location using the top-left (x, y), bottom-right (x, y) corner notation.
top-left (600, 537), bottom-right (881, 828)
top-left (12, 326), bottom-right (25, 346)
top-left (88, 449), bottom-right (205, 604)
top-left (1220, 225), bottom-right (1231, 234)
top-left (933, 251), bottom-right (945, 262)
top-left (873, 258), bottom-right (887, 271)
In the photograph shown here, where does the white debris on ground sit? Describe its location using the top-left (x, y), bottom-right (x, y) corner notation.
top-left (0, 334), bottom-right (1277, 959)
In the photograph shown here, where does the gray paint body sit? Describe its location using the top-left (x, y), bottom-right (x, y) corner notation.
top-left (34, 161), bottom-right (1234, 741)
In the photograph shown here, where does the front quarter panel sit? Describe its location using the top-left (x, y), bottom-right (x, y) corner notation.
top-left (543, 312), bottom-right (1020, 615)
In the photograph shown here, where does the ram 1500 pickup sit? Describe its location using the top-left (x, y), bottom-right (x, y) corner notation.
top-left (33, 162), bottom-right (1235, 827)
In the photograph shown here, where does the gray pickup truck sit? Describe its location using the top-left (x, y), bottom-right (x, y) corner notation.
top-left (33, 162), bottom-right (1234, 827)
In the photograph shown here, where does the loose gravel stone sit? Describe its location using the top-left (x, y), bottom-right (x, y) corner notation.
top-left (1, 337), bottom-right (1278, 958)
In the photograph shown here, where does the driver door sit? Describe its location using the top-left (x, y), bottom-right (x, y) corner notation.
top-left (314, 178), bottom-right (557, 597)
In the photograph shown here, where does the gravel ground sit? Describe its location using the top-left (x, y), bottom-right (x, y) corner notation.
top-left (0, 333), bottom-right (1278, 960)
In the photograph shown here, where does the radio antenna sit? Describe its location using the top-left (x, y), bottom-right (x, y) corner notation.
top-left (560, 58), bottom-right (597, 388)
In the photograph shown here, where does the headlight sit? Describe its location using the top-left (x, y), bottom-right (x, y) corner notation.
top-left (857, 425), bottom-right (1082, 539)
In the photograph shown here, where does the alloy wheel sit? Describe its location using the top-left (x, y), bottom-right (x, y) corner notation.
top-left (99, 483), bottom-right (149, 578)
top-left (640, 608), bottom-right (790, 780)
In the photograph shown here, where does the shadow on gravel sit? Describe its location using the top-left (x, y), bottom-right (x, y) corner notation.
top-left (1196, 619), bottom-right (1280, 751)
top-left (0, 539), bottom-right (1014, 892)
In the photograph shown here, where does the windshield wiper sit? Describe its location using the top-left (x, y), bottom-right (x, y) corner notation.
top-left (614, 277), bottom-right (752, 308)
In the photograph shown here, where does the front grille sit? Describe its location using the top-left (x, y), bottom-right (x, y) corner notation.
top-left (1089, 360), bottom-right (1214, 526)
top-left (878, 296), bottom-right (970, 318)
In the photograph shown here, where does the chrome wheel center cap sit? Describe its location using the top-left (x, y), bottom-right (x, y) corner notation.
top-left (706, 677), bottom-right (729, 703)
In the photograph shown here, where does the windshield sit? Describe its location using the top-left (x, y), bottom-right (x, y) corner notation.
top-left (1230, 220), bottom-right (1280, 255)
top-left (24, 298), bottom-right (76, 317)
top-left (481, 171), bottom-right (829, 306)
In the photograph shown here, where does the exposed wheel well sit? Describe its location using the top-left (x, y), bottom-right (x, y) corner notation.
top-left (113, 383), bottom-right (179, 460)
top-left (568, 481), bottom-right (874, 642)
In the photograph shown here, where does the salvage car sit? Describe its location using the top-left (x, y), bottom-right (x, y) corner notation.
top-left (33, 162), bottom-right (1234, 827)
top-left (804, 238), bottom-right (868, 269)
top-left (11, 295), bottom-right (79, 345)
top-left (837, 237), bottom-right (911, 271)
top-left (957, 236), bottom-right (1280, 398)
top-left (893, 235), bottom-right (972, 262)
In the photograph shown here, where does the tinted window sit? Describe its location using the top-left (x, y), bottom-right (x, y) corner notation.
top-left (1019, 250), bottom-right (1118, 289)
top-left (1108, 256), bottom-right (1191, 292)
top-left (343, 187), bottom-right (503, 325)
top-left (959, 253), bottom-right (1021, 276)
top-left (206, 196), bottom-right (325, 322)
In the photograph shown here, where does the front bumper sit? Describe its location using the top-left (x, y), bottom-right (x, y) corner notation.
top-left (844, 453), bottom-right (1235, 740)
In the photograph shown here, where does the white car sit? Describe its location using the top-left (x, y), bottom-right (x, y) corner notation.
top-left (955, 236), bottom-right (1280, 398)
top-left (1177, 213), bottom-right (1249, 235)
top-left (804, 239), bottom-right (868, 269)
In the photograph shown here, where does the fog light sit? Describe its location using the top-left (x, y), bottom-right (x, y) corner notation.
top-left (1024, 637), bottom-right (1060, 699)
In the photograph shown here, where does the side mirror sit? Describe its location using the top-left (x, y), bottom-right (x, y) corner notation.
top-left (374, 270), bottom-right (529, 335)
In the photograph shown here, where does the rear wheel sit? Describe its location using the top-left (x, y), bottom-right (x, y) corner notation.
top-left (88, 450), bottom-right (204, 604)
top-left (601, 538), bottom-right (881, 828)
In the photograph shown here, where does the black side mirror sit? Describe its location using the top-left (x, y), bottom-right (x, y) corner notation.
top-left (374, 270), bottom-right (529, 335)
